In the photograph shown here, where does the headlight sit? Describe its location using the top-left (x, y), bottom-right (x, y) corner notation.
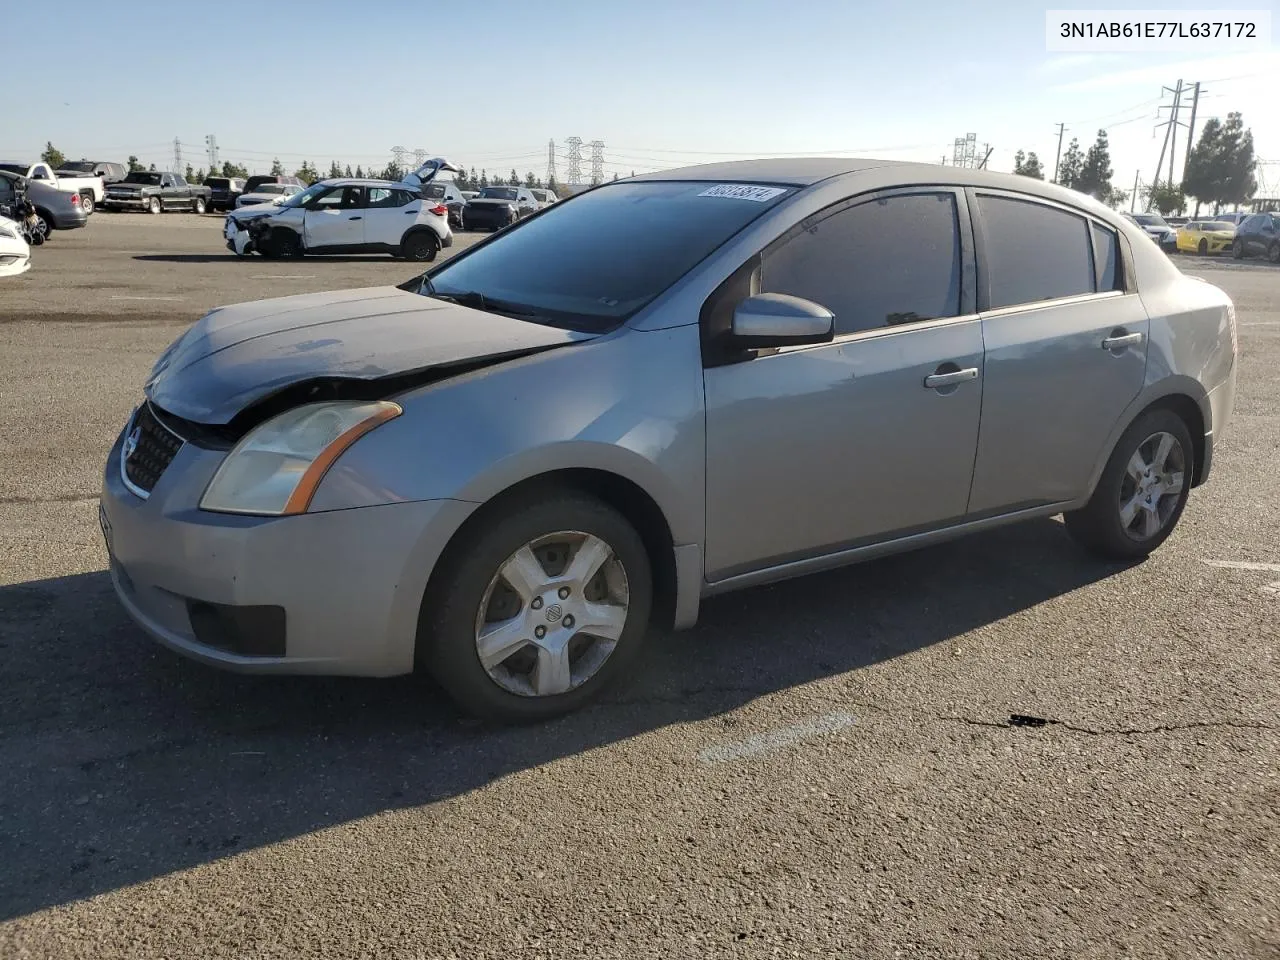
top-left (200, 400), bottom-right (402, 516)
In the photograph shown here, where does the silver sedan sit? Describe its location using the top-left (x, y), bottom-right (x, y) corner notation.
top-left (99, 159), bottom-right (1238, 722)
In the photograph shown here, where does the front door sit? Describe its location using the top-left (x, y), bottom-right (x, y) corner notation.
top-left (303, 185), bottom-right (365, 249)
top-left (703, 189), bottom-right (984, 581)
top-left (966, 191), bottom-right (1149, 514)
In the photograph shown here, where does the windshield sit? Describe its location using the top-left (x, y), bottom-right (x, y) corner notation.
top-left (1132, 214), bottom-right (1167, 227)
top-left (479, 187), bottom-right (518, 200)
top-left (124, 172), bottom-right (162, 185)
top-left (253, 184), bottom-right (287, 195)
top-left (280, 182), bottom-right (330, 208)
top-left (206, 177), bottom-right (230, 188)
top-left (58, 161), bottom-right (96, 173)
top-left (422, 179), bottom-right (793, 331)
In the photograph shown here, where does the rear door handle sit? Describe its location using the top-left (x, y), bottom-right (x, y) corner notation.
top-left (923, 367), bottom-right (978, 389)
top-left (1102, 332), bottom-right (1143, 350)
top-left (348, 215), bottom-right (362, 220)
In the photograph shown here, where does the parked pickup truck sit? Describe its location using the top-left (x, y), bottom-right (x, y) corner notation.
top-left (0, 161), bottom-right (104, 215)
top-left (101, 171), bottom-right (213, 214)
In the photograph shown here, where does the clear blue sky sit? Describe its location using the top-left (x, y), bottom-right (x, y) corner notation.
top-left (8, 0), bottom-right (1279, 197)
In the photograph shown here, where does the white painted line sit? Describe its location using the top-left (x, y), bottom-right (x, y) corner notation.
top-left (109, 296), bottom-right (185, 301)
top-left (1240, 321), bottom-right (1280, 327)
top-left (1203, 560), bottom-right (1280, 573)
top-left (697, 711), bottom-right (856, 765)
top-left (250, 275), bottom-right (316, 280)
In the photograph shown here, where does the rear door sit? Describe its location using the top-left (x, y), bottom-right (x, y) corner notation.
top-left (967, 191), bottom-right (1149, 514)
top-left (364, 187), bottom-right (419, 247)
top-left (303, 185), bottom-right (365, 248)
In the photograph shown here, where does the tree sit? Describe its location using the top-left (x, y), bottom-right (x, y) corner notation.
top-left (41, 142), bottom-right (66, 169)
top-left (479, 169), bottom-right (489, 188)
top-left (354, 165), bottom-right (364, 178)
top-left (1182, 112), bottom-right (1257, 214)
top-left (1012, 149), bottom-right (1045, 180)
top-left (1074, 130), bottom-right (1114, 200)
top-left (294, 161), bottom-right (319, 184)
top-left (612, 172), bottom-right (619, 181)
top-left (507, 168), bottom-right (520, 186)
top-left (193, 167), bottom-right (205, 184)
top-left (185, 163), bottom-right (195, 181)
top-left (1143, 180), bottom-right (1186, 216)
top-left (207, 162), bottom-right (221, 178)
top-left (1057, 137), bottom-right (1083, 187)
top-left (344, 164), bottom-right (353, 178)
top-left (547, 174), bottom-right (557, 191)
top-left (127, 155), bottom-right (144, 172)
top-left (469, 167), bottom-right (479, 188)
top-left (148, 163), bottom-right (157, 172)
top-left (269, 157), bottom-right (285, 176)
top-left (328, 161), bottom-right (343, 179)
top-left (380, 161), bottom-right (403, 182)
top-left (524, 171), bottom-right (537, 187)
top-left (222, 161), bottom-right (248, 178)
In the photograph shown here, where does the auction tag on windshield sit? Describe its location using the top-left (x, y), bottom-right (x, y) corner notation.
top-left (698, 184), bottom-right (788, 202)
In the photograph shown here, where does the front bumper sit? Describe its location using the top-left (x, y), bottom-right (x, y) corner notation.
top-left (102, 196), bottom-right (151, 209)
top-left (100, 427), bottom-right (476, 676)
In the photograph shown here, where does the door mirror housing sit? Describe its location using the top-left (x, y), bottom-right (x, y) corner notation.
top-left (730, 293), bottom-right (835, 348)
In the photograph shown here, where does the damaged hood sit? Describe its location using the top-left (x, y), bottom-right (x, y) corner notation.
top-left (145, 287), bottom-right (595, 424)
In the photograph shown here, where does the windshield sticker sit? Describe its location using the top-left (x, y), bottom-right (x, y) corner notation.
top-left (697, 184), bottom-right (788, 202)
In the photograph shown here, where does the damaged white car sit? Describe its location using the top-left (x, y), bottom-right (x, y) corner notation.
top-left (0, 216), bottom-right (31, 277)
top-left (224, 160), bottom-right (460, 262)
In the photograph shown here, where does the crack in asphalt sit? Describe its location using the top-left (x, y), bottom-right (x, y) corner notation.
top-left (0, 493), bottom-right (99, 506)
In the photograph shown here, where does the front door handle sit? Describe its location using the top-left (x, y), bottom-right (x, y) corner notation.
top-left (348, 215), bottom-right (362, 220)
top-left (923, 367), bottom-right (979, 389)
top-left (1102, 331), bottom-right (1143, 350)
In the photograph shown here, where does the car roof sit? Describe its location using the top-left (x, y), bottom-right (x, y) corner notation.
top-left (317, 178), bottom-right (418, 189)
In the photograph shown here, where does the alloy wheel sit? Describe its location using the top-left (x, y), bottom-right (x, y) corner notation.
top-left (1118, 431), bottom-right (1186, 541)
top-left (474, 531), bottom-right (629, 697)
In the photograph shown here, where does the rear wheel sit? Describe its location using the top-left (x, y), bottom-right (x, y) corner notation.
top-left (148, 196), bottom-right (162, 215)
top-left (80, 192), bottom-right (95, 215)
top-left (1233, 238), bottom-right (1244, 259)
top-left (1064, 408), bottom-right (1194, 560)
top-left (1269, 241), bottom-right (1280, 264)
top-left (1197, 238), bottom-right (1208, 255)
top-left (420, 493), bottom-right (652, 723)
top-left (192, 197), bottom-right (206, 214)
top-left (400, 230), bottom-right (440, 262)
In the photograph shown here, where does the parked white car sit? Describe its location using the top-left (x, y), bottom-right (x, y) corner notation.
top-left (0, 216), bottom-right (32, 277)
top-left (224, 178), bottom-right (453, 261)
top-left (235, 183), bottom-right (305, 208)
top-left (0, 162), bottom-right (104, 214)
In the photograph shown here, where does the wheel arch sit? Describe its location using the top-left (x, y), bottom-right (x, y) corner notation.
top-left (1088, 380), bottom-right (1210, 497)
top-left (420, 467), bottom-right (682, 636)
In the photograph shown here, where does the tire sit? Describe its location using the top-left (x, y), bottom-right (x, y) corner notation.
top-left (147, 196), bottom-right (162, 215)
top-left (1269, 241), bottom-right (1280, 264)
top-left (419, 492), bottom-right (653, 723)
top-left (33, 211), bottom-right (51, 239)
top-left (1233, 239), bottom-right (1244, 259)
top-left (1064, 407), bottom-right (1194, 561)
top-left (261, 229), bottom-right (302, 259)
top-left (192, 197), bottom-right (206, 214)
top-left (400, 230), bottom-right (440, 262)
top-left (1197, 238), bottom-right (1207, 255)
top-left (80, 192), bottom-right (95, 215)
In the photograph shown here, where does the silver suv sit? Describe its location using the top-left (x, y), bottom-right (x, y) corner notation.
top-left (101, 160), bottom-right (1238, 722)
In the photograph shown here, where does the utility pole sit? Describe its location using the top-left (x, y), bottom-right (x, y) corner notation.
top-left (1131, 170), bottom-right (1140, 212)
top-left (1182, 81), bottom-right (1203, 182)
top-left (977, 146), bottom-right (993, 170)
top-left (1153, 83), bottom-right (1179, 189)
top-left (1167, 79), bottom-right (1183, 185)
top-left (1052, 123), bottom-right (1066, 183)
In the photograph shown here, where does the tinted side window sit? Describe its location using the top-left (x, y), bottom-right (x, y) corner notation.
top-left (977, 195), bottom-right (1095, 309)
top-left (367, 187), bottom-right (406, 208)
top-left (759, 192), bottom-right (962, 336)
top-left (422, 184), bottom-right (446, 200)
top-left (1091, 222), bottom-right (1120, 292)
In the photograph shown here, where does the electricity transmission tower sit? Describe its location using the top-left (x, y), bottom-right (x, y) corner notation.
top-left (546, 139), bottom-right (557, 184)
top-left (413, 149), bottom-right (427, 168)
top-left (204, 134), bottom-right (219, 170)
top-left (173, 138), bottom-right (183, 173)
top-left (566, 137), bottom-right (583, 185)
top-left (952, 133), bottom-right (986, 169)
top-left (588, 140), bottom-right (605, 185)
top-left (391, 146), bottom-right (408, 172)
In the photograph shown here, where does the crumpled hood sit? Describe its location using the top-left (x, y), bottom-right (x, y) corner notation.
top-left (145, 286), bottom-right (595, 424)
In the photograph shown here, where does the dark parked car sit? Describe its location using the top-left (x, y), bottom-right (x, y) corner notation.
top-left (243, 174), bottom-right (305, 195)
top-left (0, 170), bottom-right (87, 234)
top-left (419, 180), bottom-right (467, 227)
top-left (1232, 213), bottom-right (1280, 263)
top-left (204, 176), bottom-right (247, 211)
top-left (56, 159), bottom-right (128, 184)
top-left (102, 171), bottom-right (213, 214)
top-left (462, 185), bottom-right (540, 231)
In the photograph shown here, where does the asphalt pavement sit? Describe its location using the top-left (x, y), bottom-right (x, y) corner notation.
top-left (0, 215), bottom-right (1277, 959)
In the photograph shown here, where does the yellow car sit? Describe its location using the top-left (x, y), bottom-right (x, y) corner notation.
top-left (1175, 220), bottom-right (1236, 255)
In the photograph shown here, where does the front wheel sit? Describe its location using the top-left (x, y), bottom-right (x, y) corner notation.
top-left (1197, 238), bottom-right (1208, 256)
top-left (1269, 241), bottom-right (1280, 264)
top-left (192, 197), bottom-right (206, 214)
top-left (420, 493), bottom-right (653, 723)
top-left (1233, 239), bottom-right (1244, 259)
top-left (1064, 408), bottom-right (1194, 560)
top-left (148, 196), bottom-right (162, 215)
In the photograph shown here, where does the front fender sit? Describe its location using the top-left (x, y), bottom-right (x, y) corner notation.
top-left (307, 325), bottom-right (707, 547)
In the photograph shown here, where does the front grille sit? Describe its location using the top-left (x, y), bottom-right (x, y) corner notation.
top-left (123, 403), bottom-right (184, 496)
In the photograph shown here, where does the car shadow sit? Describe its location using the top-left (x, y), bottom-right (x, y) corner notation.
top-left (0, 517), bottom-right (1129, 920)
top-left (132, 254), bottom-right (411, 265)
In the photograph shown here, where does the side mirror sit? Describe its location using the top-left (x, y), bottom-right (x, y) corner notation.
top-left (730, 293), bottom-right (835, 348)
